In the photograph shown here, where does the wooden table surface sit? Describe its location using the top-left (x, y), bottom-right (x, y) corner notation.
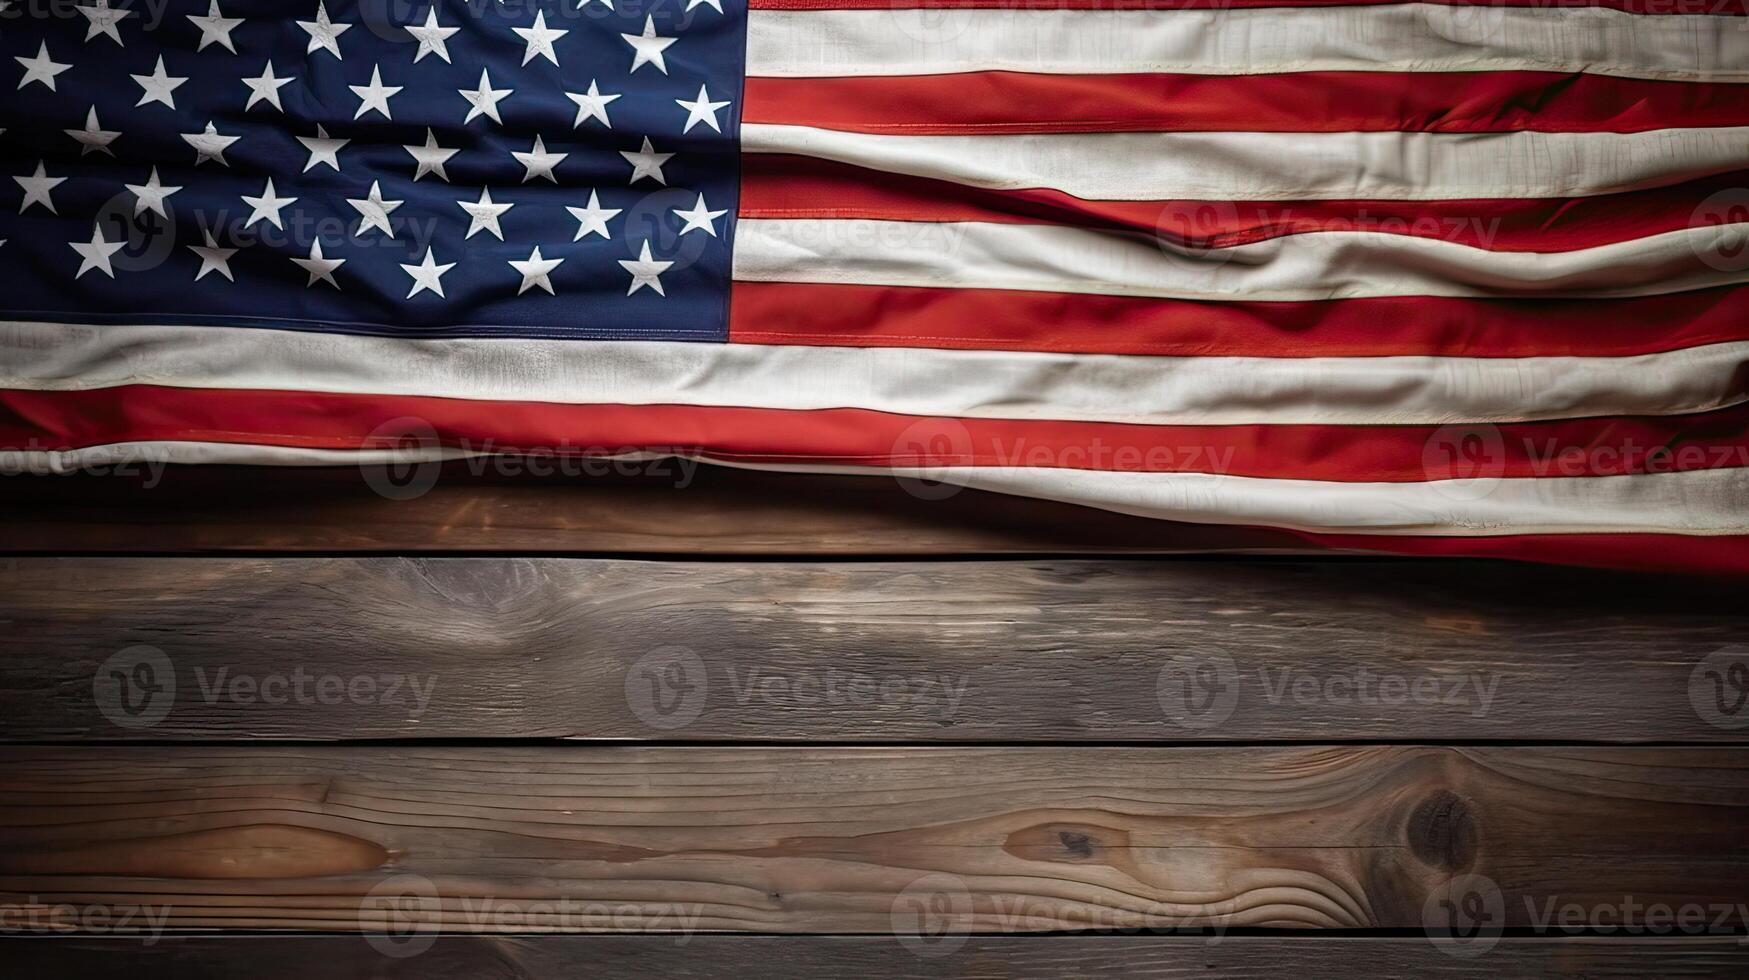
top-left (1, 466), bottom-right (1745, 976)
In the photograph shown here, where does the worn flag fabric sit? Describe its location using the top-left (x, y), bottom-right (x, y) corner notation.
top-left (1, 0), bottom-right (1747, 572)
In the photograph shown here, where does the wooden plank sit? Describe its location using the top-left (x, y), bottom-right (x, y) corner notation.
top-left (5, 937), bottom-right (1747, 978)
top-left (0, 746), bottom-right (1743, 934)
top-left (3, 558), bottom-right (1744, 741)
top-left (0, 464), bottom-right (1304, 555)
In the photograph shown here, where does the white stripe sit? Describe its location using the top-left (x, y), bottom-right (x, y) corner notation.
top-left (4, 441), bottom-right (1743, 536)
top-left (0, 441), bottom-right (482, 472)
top-left (3, 321), bottom-right (1745, 426)
top-left (734, 219), bottom-right (1749, 301)
top-left (743, 463), bottom-right (1749, 536)
top-left (745, 6), bottom-right (1749, 81)
top-left (742, 124), bottom-right (1749, 202)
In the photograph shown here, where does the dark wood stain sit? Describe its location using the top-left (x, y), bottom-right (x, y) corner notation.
top-left (0, 745), bottom-right (1742, 933)
top-left (6, 936), bottom-right (1748, 979)
top-left (1, 557), bottom-right (1741, 742)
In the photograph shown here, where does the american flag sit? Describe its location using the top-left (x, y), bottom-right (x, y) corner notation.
top-left (1, 0), bottom-right (1747, 572)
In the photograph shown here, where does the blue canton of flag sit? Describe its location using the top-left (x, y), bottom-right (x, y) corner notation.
top-left (0, 0), bottom-right (744, 340)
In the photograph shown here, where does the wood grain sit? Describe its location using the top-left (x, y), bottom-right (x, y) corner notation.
top-left (6, 937), bottom-right (1747, 979)
top-left (0, 746), bottom-right (1743, 934)
top-left (3, 558), bottom-right (1744, 741)
top-left (0, 464), bottom-right (1309, 555)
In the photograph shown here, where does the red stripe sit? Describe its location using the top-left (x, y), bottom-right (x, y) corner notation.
top-left (6, 385), bottom-right (1742, 574)
top-left (729, 282), bottom-right (1749, 358)
top-left (5, 386), bottom-right (1748, 483)
top-left (751, 0), bottom-right (1748, 12)
top-left (741, 156), bottom-right (1749, 251)
top-left (745, 72), bottom-right (1749, 135)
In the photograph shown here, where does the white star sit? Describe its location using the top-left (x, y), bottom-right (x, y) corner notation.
top-left (400, 247), bottom-right (455, 299)
top-left (241, 177), bottom-right (296, 230)
top-left (131, 55), bottom-right (186, 109)
top-left (16, 42), bottom-right (72, 92)
top-left (298, 124), bottom-right (347, 172)
top-left (78, 0), bottom-right (133, 45)
top-left (292, 239), bottom-right (345, 289)
top-left (242, 62), bottom-right (295, 111)
top-left (618, 240), bottom-right (673, 296)
top-left (620, 16), bottom-right (675, 75)
top-left (578, 0), bottom-right (613, 8)
top-left (457, 187), bottom-right (514, 240)
top-left (619, 136), bottom-right (672, 185)
top-left (686, 0), bottom-right (723, 11)
top-left (65, 107), bottom-right (120, 156)
top-left (124, 167), bottom-right (181, 218)
top-left (15, 162), bottom-right (66, 215)
top-left (508, 246), bottom-right (564, 296)
top-left (347, 180), bottom-right (402, 237)
top-left (406, 8), bottom-right (458, 64)
top-left (182, 121), bottom-right (239, 167)
top-left (675, 84), bottom-right (730, 134)
top-left (70, 222), bottom-right (126, 279)
top-left (566, 189), bottom-right (620, 240)
top-left (513, 134), bottom-right (566, 183)
top-left (566, 80), bottom-right (619, 129)
top-left (350, 64), bottom-right (401, 120)
top-left (404, 128), bottom-right (458, 181)
top-left (459, 68), bottom-right (512, 125)
top-left (298, 0), bottom-right (351, 59)
top-left (672, 193), bottom-right (726, 237)
top-left (189, 230), bottom-right (239, 282)
top-left (513, 10), bottom-right (567, 66)
top-left (188, 0), bottom-right (244, 53)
